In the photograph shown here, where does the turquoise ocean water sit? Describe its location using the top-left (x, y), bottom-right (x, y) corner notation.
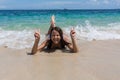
top-left (0, 9), bottom-right (120, 49)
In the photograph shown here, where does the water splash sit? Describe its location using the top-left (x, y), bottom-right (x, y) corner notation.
top-left (64, 20), bottom-right (120, 41)
top-left (0, 20), bottom-right (120, 49)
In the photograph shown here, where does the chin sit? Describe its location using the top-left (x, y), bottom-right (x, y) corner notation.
top-left (53, 41), bottom-right (59, 44)
top-left (54, 42), bottom-right (59, 44)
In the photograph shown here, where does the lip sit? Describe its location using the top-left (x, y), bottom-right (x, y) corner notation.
top-left (55, 40), bottom-right (59, 42)
top-left (53, 39), bottom-right (59, 43)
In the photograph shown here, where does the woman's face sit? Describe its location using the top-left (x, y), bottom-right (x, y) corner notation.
top-left (51, 30), bottom-right (61, 44)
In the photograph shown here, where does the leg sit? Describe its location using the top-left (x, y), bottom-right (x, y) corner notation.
top-left (47, 15), bottom-right (56, 35)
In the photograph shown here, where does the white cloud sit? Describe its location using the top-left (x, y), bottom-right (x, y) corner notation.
top-left (0, 5), bottom-right (6, 9)
top-left (115, 0), bottom-right (120, 5)
top-left (103, 0), bottom-right (109, 4)
top-left (45, 1), bottom-right (81, 5)
top-left (115, 0), bottom-right (120, 2)
top-left (91, 0), bottom-right (98, 2)
top-left (89, 0), bottom-right (100, 5)
top-left (0, 0), bottom-right (119, 9)
top-left (0, 0), bottom-right (7, 3)
top-left (0, 0), bottom-right (8, 9)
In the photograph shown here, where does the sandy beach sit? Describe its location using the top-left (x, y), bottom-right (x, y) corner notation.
top-left (0, 40), bottom-right (120, 80)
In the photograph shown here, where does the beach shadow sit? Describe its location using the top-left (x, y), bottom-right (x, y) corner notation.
top-left (43, 48), bottom-right (73, 54)
top-left (27, 48), bottom-right (73, 55)
top-left (26, 49), bottom-right (56, 55)
top-left (27, 52), bottom-right (34, 55)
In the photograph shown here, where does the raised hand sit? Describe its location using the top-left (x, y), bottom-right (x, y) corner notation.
top-left (34, 29), bottom-right (40, 40)
top-left (70, 27), bottom-right (76, 38)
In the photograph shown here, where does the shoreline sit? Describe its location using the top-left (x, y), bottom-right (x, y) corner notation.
top-left (0, 40), bottom-right (120, 80)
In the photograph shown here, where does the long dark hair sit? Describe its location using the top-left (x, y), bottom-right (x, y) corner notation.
top-left (47, 27), bottom-right (66, 49)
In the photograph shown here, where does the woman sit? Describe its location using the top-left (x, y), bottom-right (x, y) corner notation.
top-left (31, 16), bottom-right (78, 54)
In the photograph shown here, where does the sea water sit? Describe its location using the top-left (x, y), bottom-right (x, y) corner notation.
top-left (0, 9), bottom-right (120, 49)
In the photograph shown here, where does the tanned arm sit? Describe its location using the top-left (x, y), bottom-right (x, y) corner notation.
top-left (66, 28), bottom-right (79, 53)
top-left (31, 31), bottom-right (40, 55)
top-left (31, 30), bottom-right (49, 55)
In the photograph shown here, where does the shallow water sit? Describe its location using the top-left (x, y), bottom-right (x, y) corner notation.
top-left (0, 9), bottom-right (120, 49)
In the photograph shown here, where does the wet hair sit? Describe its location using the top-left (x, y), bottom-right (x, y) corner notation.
top-left (47, 26), bottom-right (68, 49)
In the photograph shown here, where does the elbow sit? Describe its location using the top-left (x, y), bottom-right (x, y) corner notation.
top-left (31, 50), bottom-right (37, 55)
top-left (73, 50), bottom-right (78, 53)
top-left (72, 48), bottom-right (79, 53)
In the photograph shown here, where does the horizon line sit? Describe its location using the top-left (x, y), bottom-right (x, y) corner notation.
top-left (0, 8), bottom-right (120, 10)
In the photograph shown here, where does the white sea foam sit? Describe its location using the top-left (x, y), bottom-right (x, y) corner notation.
top-left (0, 29), bottom-right (46, 49)
top-left (0, 30), bottom-right (33, 49)
top-left (64, 20), bottom-right (120, 41)
top-left (0, 20), bottom-right (120, 49)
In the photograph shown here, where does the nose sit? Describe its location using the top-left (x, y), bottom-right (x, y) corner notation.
top-left (54, 35), bottom-right (58, 39)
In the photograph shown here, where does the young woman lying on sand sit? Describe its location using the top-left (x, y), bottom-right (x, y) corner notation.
top-left (31, 15), bottom-right (78, 55)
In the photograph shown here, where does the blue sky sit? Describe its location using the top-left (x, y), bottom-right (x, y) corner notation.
top-left (0, 0), bottom-right (120, 9)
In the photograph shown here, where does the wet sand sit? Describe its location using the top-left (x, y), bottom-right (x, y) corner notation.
top-left (0, 40), bottom-right (120, 80)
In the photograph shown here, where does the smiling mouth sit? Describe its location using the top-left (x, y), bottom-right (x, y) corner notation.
top-left (53, 39), bottom-right (59, 43)
top-left (54, 40), bottom-right (58, 43)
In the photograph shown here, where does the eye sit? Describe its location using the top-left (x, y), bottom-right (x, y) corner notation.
top-left (52, 35), bottom-right (55, 36)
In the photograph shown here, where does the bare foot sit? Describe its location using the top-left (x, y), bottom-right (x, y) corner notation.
top-left (51, 15), bottom-right (55, 27)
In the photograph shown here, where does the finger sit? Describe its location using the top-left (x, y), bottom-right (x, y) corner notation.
top-left (35, 31), bottom-right (38, 35)
top-left (37, 29), bottom-right (40, 34)
top-left (35, 29), bottom-right (40, 34)
top-left (71, 27), bottom-right (75, 32)
top-left (71, 30), bottom-right (75, 35)
top-left (71, 27), bottom-right (73, 31)
top-left (70, 27), bottom-right (73, 33)
top-left (34, 29), bottom-right (38, 34)
top-left (72, 31), bottom-right (75, 34)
